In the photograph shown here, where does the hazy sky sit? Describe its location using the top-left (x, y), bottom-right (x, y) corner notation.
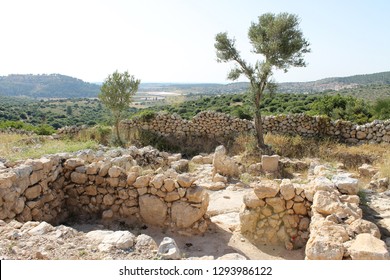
top-left (1, 0), bottom-right (389, 83)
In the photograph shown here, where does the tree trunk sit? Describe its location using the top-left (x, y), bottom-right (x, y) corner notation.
top-left (254, 108), bottom-right (266, 149)
top-left (115, 117), bottom-right (122, 146)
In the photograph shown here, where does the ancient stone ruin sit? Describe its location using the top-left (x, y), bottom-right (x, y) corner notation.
top-left (0, 146), bottom-right (209, 235)
top-left (1, 145), bottom-right (389, 259)
top-left (121, 111), bottom-right (390, 144)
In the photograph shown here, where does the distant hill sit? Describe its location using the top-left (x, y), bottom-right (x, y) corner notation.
top-left (1, 71), bottom-right (389, 98)
top-left (0, 74), bottom-right (101, 98)
top-left (139, 71), bottom-right (390, 95)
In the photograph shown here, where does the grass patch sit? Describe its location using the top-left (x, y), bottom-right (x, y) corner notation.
top-left (0, 133), bottom-right (98, 161)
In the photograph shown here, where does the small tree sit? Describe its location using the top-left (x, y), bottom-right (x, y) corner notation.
top-left (98, 70), bottom-right (140, 145)
top-left (215, 13), bottom-right (310, 151)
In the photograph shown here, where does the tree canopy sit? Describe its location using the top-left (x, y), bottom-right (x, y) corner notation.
top-left (98, 71), bottom-right (140, 145)
top-left (215, 12), bottom-right (310, 151)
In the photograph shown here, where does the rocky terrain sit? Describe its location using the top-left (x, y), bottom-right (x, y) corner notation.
top-left (0, 144), bottom-right (389, 260)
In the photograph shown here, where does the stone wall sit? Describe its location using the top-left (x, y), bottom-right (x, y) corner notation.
top-left (239, 179), bottom-right (311, 250)
top-left (0, 147), bottom-right (209, 235)
top-left (122, 111), bottom-right (390, 144)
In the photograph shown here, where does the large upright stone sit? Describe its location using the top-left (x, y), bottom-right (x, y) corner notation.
top-left (139, 194), bottom-right (167, 226)
top-left (261, 155), bottom-right (279, 173)
top-left (212, 145), bottom-right (239, 178)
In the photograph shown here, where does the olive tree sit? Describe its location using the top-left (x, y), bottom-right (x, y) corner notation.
top-left (215, 13), bottom-right (310, 151)
top-left (98, 70), bottom-right (140, 145)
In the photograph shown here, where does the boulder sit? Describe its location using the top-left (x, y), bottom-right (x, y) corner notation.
top-left (157, 237), bottom-right (181, 260)
top-left (70, 172), bottom-right (88, 184)
top-left (332, 174), bottom-right (359, 195)
top-left (64, 158), bottom-right (85, 170)
top-left (349, 233), bottom-right (389, 260)
top-left (28, 221), bottom-right (55, 236)
top-left (305, 236), bottom-right (344, 260)
top-left (108, 166), bottom-right (123, 178)
top-left (280, 179), bottom-right (295, 200)
top-left (139, 194), bottom-right (167, 226)
top-left (100, 231), bottom-right (135, 250)
top-left (212, 145), bottom-right (239, 178)
top-left (312, 191), bottom-right (343, 215)
top-left (243, 192), bottom-right (265, 209)
top-left (133, 175), bottom-right (150, 188)
top-left (253, 180), bottom-right (280, 199)
top-left (171, 198), bottom-right (208, 228)
top-left (176, 173), bottom-right (195, 188)
top-left (347, 219), bottom-right (381, 238)
top-left (358, 164), bottom-right (378, 177)
top-left (135, 234), bottom-right (158, 251)
top-left (261, 155), bottom-right (279, 173)
top-left (24, 185), bottom-right (42, 200)
top-left (185, 185), bottom-right (206, 203)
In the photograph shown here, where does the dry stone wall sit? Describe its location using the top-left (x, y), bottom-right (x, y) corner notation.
top-left (122, 111), bottom-right (390, 144)
top-left (240, 179), bottom-right (311, 250)
top-left (0, 147), bottom-right (209, 235)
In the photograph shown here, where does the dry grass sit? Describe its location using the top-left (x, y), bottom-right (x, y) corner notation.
top-left (0, 133), bottom-right (98, 162)
top-left (232, 132), bottom-right (390, 173)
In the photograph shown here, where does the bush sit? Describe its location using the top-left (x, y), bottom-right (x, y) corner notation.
top-left (132, 110), bottom-right (156, 122)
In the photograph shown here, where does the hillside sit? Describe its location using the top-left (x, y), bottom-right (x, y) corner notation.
top-left (278, 71), bottom-right (390, 93)
top-left (0, 71), bottom-right (389, 99)
top-left (139, 71), bottom-right (390, 95)
top-left (0, 74), bottom-right (101, 98)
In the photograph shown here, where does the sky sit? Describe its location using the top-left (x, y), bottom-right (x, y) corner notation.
top-left (0, 0), bottom-right (389, 84)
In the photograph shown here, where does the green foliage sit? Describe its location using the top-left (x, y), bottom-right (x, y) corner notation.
top-left (309, 94), bottom-right (373, 124)
top-left (132, 110), bottom-right (157, 122)
top-left (99, 71), bottom-right (140, 145)
top-left (372, 98), bottom-right (390, 120)
top-left (215, 12), bottom-right (310, 148)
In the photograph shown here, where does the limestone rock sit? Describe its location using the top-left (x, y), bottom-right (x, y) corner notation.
top-left (157, 237), bottom-right (181, 260)
top-left (101, 231), bottom-right (135, 250)
top-left (243, 192), bottom-right (265, 208)
top-left (171, 159), bottom-right (189, 173)
top-left (347, 219), bottom-right (381, 239)
top-left (24, 185), bottom-right (42, 200)
top-left (135, 234), bottom-right (158, 251)
top-left (265, 197), bottom-right (285, 213)
top-left (261, 155), bottom-right (279, 173)
top-left (108, 166), bottom-right (123, 178)
top-left (305, 236), bottom-right (344, 260)
top-left (133, 175), bottom-right (150, 189)
top-left (349, 233), bottom-right (389, 260)
top-left (312, 191), bottom-right (343, 215)
top-left (212, 145), bottom-right (239, 178)
top-left (280, 179), bottom-right (295, 200)
top-left (217, 253), bottom-right (247, 260)
top-left (185, 185), bottom-right (206, 203)
top-left (176, 173), bottom-right (195, 188)
top-left (171, 198), bottom-right (208, 228)
top-left (253, 180), bottom-right (280, 199)
top-left (71, 172), bottom-right (88, 184)
top-left (28, 221), bottom-right (55, 236)
top-left (139, 194), bottom-right (167, 226)
top-left (332, 174), bottom-right (359, 195)
top-left (64, 158), bottom-right (85, 170)
top-left (358, 164), bottom-right (378, 177)
top-left (150, 174), bottom-right (165, 189)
